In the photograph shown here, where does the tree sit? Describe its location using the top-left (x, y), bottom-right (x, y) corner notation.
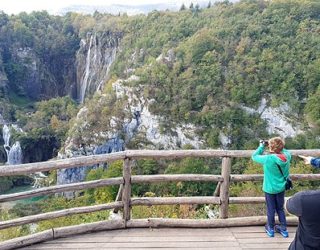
top-left (305, 85), bottom-right (320, 126)
top-left (164, 158), bottom-right (216, 196)
top-left (85, 161), bottom-right (123, 203)
top-left (195, 3), bottom-right (200, 11)
top-left (180, 4), bottom-right (186, 11)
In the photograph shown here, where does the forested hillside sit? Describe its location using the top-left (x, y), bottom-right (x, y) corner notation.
top-left (69, 0), bottom-right (320, 151)
top-left (140, 0), bottom-right (319, 146)
top-left (1, 0), bottom-right (320, 155)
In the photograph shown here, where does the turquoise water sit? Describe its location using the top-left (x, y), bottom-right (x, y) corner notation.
top-left (1, 185), bottom-right (46, 209)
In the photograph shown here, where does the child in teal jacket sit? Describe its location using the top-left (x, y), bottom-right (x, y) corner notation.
top-left (252, 137), bottom-right (291, 238)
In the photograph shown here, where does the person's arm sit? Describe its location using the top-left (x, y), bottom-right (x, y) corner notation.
top-left (311, 158), bottom-right (320, 168)
top-left (286, 192), bottom-right (303, 216)
top-left (299, 155), bottom-right (320, 168)
top-left (251, 145), bottom-right (267, 164)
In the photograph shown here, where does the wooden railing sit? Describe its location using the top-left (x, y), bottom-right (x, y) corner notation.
top-left (1, 149), bottom-right (320, 249)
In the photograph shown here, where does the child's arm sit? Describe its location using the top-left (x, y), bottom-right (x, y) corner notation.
top-left (251, 145), bottom-right (267, 164)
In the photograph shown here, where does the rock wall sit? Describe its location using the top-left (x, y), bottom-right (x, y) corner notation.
top-left (2, 45), bottom-right (77, 101)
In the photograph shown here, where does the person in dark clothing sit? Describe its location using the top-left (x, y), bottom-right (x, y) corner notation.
top-left (299, 155), bottom-right (320, 168)
top-left (286, 190), bottom-right (320, 250)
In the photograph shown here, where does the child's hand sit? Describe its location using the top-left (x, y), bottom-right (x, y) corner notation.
top-left (298, 155), bottom-right (313, 164)
top-left (259, 140), bottom-right (268, 147)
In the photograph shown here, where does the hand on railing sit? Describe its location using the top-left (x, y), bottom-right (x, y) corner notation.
top-left (298, 155), bottom-right (313, 164)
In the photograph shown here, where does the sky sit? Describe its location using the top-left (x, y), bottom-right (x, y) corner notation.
top-left (0, 0), bottom-right (192, 14)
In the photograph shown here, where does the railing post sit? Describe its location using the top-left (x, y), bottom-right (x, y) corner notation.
top-left (122, 158), bottom-right (132, 224)
top-left (219, 157), bottom-right (231, 219)
top-left (113, 184), bottom-right (123, 213)
top-left (213, 181), bottom-right (221, 197)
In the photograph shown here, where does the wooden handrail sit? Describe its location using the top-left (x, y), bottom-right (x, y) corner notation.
top-left (131, 196), bottom-right (221, 206)
top-left (1, 149), bottom-right (319, 176)
top-left (0, 202), bottom-right (123, 230)
top-left (125, 149), bottom-right (320, 158)
top-left (0, 177), bottom-right (123, 202)
top-left (0, 152), bottom-right (126, 176)
top-left (2, 173), bottom-right (320, 203)
top-left (131, 174), bottom-right (223, 183)
top-left (231, 173), bottom-right (320, 181)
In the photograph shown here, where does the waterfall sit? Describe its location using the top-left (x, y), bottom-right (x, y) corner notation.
top-left (2, 122), bottom-right (47, 191)
top-left (7, 141), bottom-right (22, 165)
top-left (77, 32), bottom-right (121, 104)
top-left (2, 124), bottom-right (23, 165)
top-left (3, 124), bottom-right (10, 160)
top-left (79, 35), bottom-right (94, 103)
top-left (0, 114), bottom-right (4, 124)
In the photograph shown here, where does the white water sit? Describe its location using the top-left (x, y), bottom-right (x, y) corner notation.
top-left (3, 124), bottom-right (10, 160)
top-left (77, 33), bottom-right (119, 104)
top-left (7, 141), bottom-right (22, 165)
top-left (2, 123), bottom-right (47, 190)
top-left (2, 124), bottom-right (22, 165)
top-left (0, 114), bottom-right (4, 124)
top-left (79, 34), bottom-right (94, 103)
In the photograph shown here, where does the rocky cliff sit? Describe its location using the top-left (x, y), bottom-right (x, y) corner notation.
top-left (1, 44), bottom-right (77, 101)
top-left (57, 74), bottom-right (204, 190)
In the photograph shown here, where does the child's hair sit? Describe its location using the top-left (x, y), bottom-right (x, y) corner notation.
top-left (268, 137), bottom-right (285, 153)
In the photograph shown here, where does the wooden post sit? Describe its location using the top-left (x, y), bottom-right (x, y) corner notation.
top-left (113, 184), bottom-right (123, 213)
top-left (213, 181), bottom-right (221, 197)
top-left (122, 158), bottom-right (132, 224)
top-left (219, 157), bottom-right (231, 219)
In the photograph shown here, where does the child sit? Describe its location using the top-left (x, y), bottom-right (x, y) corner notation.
top-left (252, 137), bottom-right (291, 237)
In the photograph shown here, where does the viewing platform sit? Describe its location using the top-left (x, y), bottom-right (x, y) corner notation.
top-left (1, 149), bottom-right (319, 250)
top-left (22, 227), bottom-right (296, 249)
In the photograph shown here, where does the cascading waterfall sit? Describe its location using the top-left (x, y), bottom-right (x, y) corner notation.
top-left (3, 124), bottom-right (11, 160)
top-left (8, 141), bottom-right (22, 165)
top-left (2, 124), bottom-right (23, 165)
top-left (77, 32), bottom-right (121, 103)
top-left (2, 123), bottom-right (46, 188)
top-left (79, 34), bottom-right (94, 103)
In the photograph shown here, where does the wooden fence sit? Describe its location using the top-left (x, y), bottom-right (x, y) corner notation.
top-left (1, 149), bottom-right (320, 249)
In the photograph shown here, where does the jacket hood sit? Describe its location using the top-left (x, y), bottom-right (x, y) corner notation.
top-left (274, 153), bottom-right (289, 166)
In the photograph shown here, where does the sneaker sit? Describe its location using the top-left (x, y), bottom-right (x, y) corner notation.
top-left (275, 225), bottom-right (289, 238)
top-left (265, 225), bottom-right (275, 237)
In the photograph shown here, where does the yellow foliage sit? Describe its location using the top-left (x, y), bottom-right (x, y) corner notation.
top-left (0, 210), bottom-right (29, 241)
top-left (50, 115), bottom-right (60, 130)
top-left (0, 226), bottom-right (27, 242)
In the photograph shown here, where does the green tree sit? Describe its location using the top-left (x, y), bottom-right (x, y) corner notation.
top-left (180, 4), bottom-right (186, 11)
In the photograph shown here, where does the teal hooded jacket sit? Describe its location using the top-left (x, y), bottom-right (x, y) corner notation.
top-left (252, 145), bottom-right (291, 194)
